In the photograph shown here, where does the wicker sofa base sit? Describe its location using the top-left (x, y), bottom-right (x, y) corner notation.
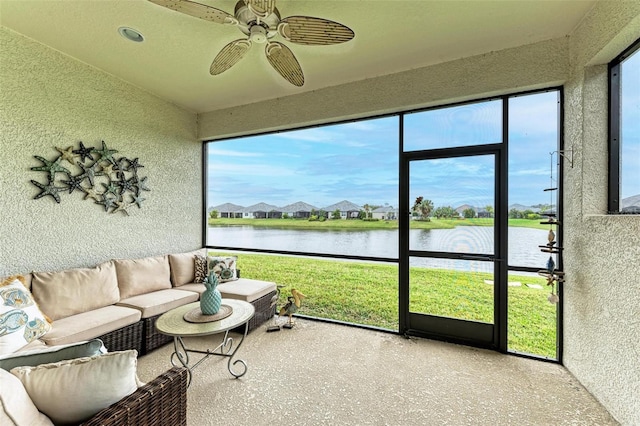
top-left (143, 314), bottom-right (174, 355)
top-left (97, 320), bottom-right (143, 354)
top-left (80, 366), bottom-right (187, 426)
top-left (232, 290), bottom-right (277, 333)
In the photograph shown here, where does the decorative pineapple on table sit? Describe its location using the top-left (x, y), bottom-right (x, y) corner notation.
top-left (200, 271), bottom-right (222, 315)
top-left (279, 288), bottom-right (306, 329)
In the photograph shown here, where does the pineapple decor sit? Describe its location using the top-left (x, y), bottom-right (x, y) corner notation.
top-left (200, 271), bottom-right (222, 315)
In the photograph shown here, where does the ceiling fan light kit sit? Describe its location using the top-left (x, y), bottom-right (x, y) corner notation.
top-left (148, 0), bottom-right (355, 86)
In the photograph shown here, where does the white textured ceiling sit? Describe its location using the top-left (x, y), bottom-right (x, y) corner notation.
top-left (0, 0), bottom-right (596, 113)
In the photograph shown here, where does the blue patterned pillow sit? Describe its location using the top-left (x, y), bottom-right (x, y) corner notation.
top-left (0, 277), bottom-right (51, 355)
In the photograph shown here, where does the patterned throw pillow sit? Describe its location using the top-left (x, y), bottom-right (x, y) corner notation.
top-left (207, 256), bottom-right (238, 283)
top-left (194, 255), bottom-right (208, 283)
top-left (0, 276), bottom-right (52, 355)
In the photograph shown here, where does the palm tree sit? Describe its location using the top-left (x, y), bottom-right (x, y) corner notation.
top-left (412, 197), bottom-right (434, 221)
top-left (363, 203), bottom-right (371, 219)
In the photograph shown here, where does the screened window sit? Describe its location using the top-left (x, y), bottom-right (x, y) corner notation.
top-left (205, 117), bottom-right (400, 258)
top-left (609, 38), bottom-right (640, 213)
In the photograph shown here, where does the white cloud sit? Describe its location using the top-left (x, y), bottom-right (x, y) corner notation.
top-left (208, 148), bottom-right (262, 157)
top-left (276, 128), bottom-right (338, 142)
top-left (208, 163), bottom-right (294, 177)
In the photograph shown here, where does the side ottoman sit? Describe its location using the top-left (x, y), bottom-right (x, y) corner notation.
top-left (217, 279), bottom-right (277, 332)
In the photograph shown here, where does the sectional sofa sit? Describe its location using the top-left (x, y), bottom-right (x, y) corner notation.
top-left (12, 249), bottom-right (278, 355)
top-left (0, 249), bottom-right (277, 425)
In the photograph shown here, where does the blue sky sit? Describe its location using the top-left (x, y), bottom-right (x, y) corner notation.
top-left (207, 83), bottom-right (639, 209)
top-left (621, 49), bottom-right (640, 200)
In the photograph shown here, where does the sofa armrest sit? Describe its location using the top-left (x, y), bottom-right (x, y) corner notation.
top-left (79, 367), bottom-right (187, 426)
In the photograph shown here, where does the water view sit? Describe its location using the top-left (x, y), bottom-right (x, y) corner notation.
top-left (207, 225), bottom-right (552, 271)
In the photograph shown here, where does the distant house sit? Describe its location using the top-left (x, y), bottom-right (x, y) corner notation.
top-left (372, 206), bottom-right (398, 220)
top-left (455, 204), bottom-right (475, 218)
top-left (211, 203), bottom-right (244, 218)
top-left (476, 207), bottom-right (492, 218)
top-left (508, 204), bottom-right (542, 213)
top-left (323, 200), bottom-right (362, 219)
top-left (243, 202), bottom-right (282, 219)
top-left (281, 201), bottom-right (318, 219)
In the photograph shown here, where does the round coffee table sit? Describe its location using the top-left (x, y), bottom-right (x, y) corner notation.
top-left (156, 299), bottom-right (255, 386)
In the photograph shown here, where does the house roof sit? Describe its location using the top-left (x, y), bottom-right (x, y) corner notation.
top-left (0, 1), bottom-right (596, 114)
top-left (211, 203), bottom-right (244, 212)
top-left (243, 202), bottom-right (281, 212)
top-left (372, 206), bottom-right (398, 213)
top-left (323, 200), bottom-right (361, 212)
top-left (280, 201), bottom-right (318, 213)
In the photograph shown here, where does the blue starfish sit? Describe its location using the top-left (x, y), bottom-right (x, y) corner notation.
top-left (61, 174), bottom-right (85, 194)
top-left (31, 156), bottom-right (70, 181)
top-left (131, 193), bottom-right (146, 208)
top-left (72, 141), bottom-right (94, 163)
top-left (31, 179), bottom-right (65, 203)
top-left (134, 176), bottom-right (151, 194)
top-left (77, 161), bottom-right (105, 187)
top-left (101, 180), bottom-right (119, 197)
top-left (91, 141), bottom-right (118, 165)
top-left (96, 195), bottom-right (118, 212)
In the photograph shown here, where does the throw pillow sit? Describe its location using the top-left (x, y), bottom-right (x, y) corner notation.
top-left (0, 368), bottom-right (53, 426)
top-left (0, 277), bottom-right (52, 355)
top-left (10, 350), bottom-right (139, 425)
top-left (207, 256), bottom-right (238, 282)
top-left (0, 338), bottom-right (105, 371)
top-left (194, 255), bottom-right (208, 283)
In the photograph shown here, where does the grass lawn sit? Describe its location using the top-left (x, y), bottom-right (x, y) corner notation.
top-left (213, 252), bottom-right (557, 358)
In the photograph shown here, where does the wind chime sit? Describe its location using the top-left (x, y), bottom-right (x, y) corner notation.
top-left (538, 151), bottom-right (564, 304)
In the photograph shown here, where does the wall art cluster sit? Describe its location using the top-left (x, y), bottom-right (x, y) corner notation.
top-left (30, 140), bottom-right (150, 215)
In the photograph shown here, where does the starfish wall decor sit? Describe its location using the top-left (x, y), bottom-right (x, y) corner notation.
top-left (30, 140), bottom-right (150, 215)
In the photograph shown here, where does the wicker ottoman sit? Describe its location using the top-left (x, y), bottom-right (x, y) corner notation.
top-left (218, 278), bottom-right (278, 333)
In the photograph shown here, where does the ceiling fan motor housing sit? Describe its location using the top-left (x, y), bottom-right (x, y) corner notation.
top-left (235, 1), bottom-right (279, 42)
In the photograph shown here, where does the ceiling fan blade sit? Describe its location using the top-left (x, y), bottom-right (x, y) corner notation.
top-left (265, 42), bottom-right (304, 87)
top-left (278, 16), bottom-right (355, 46)
top-left (244, 0), bottom-right (276, 18)
top-left (147, 0), bottom-right (237, 25)
top-left (210, 39), bottom-right (252, 75)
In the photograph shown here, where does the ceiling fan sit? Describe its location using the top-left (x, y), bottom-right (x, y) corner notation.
top-left (148, 0), bottom-right (355, 86)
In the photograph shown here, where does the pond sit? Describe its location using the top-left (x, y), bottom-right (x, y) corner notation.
top-left (207, 225), bottom-right (554, 272)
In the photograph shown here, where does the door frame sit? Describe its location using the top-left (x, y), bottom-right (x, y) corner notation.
top-left (398, 139), bottom-right (508, 351)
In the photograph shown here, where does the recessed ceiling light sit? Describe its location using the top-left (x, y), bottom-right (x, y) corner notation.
top-left (118, 27), bottom-right (144, 43)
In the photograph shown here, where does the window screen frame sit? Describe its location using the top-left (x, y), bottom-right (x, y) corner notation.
top-left (608, 37), bottom-right (640, 213)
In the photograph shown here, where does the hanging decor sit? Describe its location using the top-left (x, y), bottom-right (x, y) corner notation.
top-left (537, 151), bottom-right (564, 304)
top-left (30, 140), bottom-right (150, 215)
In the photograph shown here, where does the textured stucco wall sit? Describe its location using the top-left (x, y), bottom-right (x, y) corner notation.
top-left (0, 28), bottom-right (201, 276)
top-left (562, 2), bottom-right (640, 424)
top-left (198, 37), bottom-right (569, 140)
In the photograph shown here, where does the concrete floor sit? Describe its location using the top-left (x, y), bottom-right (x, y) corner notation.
top-left (137, 319), bottom-right (618, 426)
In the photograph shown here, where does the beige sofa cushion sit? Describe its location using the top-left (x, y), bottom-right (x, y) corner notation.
top-left (11, 350), bottom-right (139, 425)
top-left (41, 305), bottom-right (141, 347)
top-left (117, 289), bottom-right (199, 318)
top-left (31, 262), bottom-right (119, 321)
top-left (218, 278), bottom-right (277, 303)
top-left (178, 282), bottom-right (206, 295)
top-left (0, 368), bottom-right (53, 426)
top-left (168, 249), bottom-right (205, 287)
top-left (114, 255), bottom-right (171, 299)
